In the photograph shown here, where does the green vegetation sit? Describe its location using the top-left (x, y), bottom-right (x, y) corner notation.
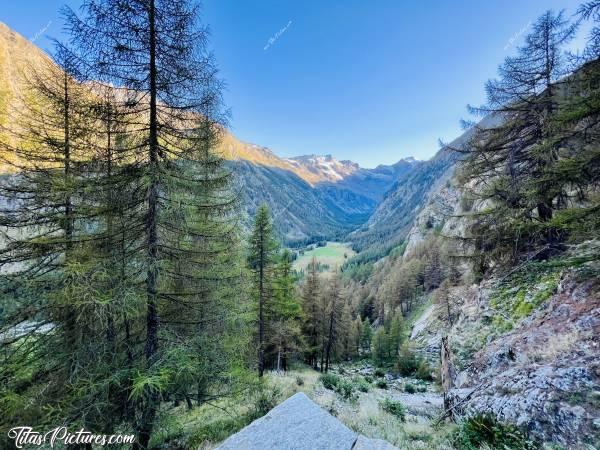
top-left (375, 379), bottom-right (388, 389)
top-left (293, 242), bottom-right (355, 276)
top-left (320, 373), bottom-right (340, 390)
top-left (395, 344), bottom-right (420, 376)
top-left (0, 2), bottom-right (597, 448)
top-left (459, 10), bottom-right (600, 272)
top-left (489, 263), bottom-right (561, 331)
top-left (319, 373), bottom-right (356, 400)
top-left (451, 415), bottom-right (537, 450)
top-left (354, 377), bottom-right (371, 393)
top-left (379, 398), bottom-right (406, 421)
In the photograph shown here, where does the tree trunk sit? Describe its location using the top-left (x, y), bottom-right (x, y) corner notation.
top-left (440, 336), bottom-right (456, 415)
top-left (325, 308), bottom-right (335, 373)
top-left (258, 233), bottom-right (265, 377)
top-left (276, 348), bottom-right (281, 373)
top-left (138, 1), bottom-right (159, 448)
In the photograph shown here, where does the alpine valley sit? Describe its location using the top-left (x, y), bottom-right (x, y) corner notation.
top-left (0, 5), bottom-right (599, 450)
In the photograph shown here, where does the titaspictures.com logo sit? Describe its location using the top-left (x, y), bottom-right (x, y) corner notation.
top-left (7, 426), bottom-right (136, 448)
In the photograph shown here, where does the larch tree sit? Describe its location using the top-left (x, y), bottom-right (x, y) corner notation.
top-left (248, 204), bottom-right (278, 377)
top-left (301, 256), bottom-right (322, 369)
top-left (323, 272), bottom-right (344, 372)
top-left (0, 46), bottom-right (112, 435)
top-left (59, 0), bottom-right (241, 446)
top-left (387, 310), bottom-right (403, 359)
top-left (459, 10), bottom-right (577, 267)
top-left (360, 319), bottom-right (373, 354)
top-left (350, 316), bottom-right (363, 357)
top-left (270, 249), bottom-right (302, 372)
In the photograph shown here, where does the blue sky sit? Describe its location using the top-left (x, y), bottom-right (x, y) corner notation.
top-left (1, 0), bottom-right (590, 167)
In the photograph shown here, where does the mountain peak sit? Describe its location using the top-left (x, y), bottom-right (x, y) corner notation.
top-left (286, 154), bottom-right (360, 182)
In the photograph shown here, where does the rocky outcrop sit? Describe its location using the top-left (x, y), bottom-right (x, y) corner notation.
top-left (217, 392), bottom-right (399, 450)
top-left (408, 236), bottom-right (600, 448)
top-left (353, 435), bottom-right (398, 450)
top-left (447, 269), bottom-right (600, 448)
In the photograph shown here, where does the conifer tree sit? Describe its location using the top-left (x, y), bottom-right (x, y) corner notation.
top-left (269, 249), bottom-right (302, 372)
top-left (351, 316), bottom-right (363, 356)
top-left (0, 48), bottom-right (112, 434)
top-left (0, 0), bottom-right (245, 446)
top-left (323, 272), bottom-right (344, 372)
top-left (301, 257), bottom-right (321, 369)
top-left (248, 204), bottom-right (278, 377)
top-left (387, 310), bottom-right (403, 358)
top-left (337, 301), bottom-right (354, 360)
top-left (361, 319), bottom-right (373, 354)
top-left (459, 10), bottom-right (577, 266)
top-left (372, 327), bottom-right (388, 365)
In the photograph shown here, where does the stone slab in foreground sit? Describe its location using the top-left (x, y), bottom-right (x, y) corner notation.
top-left (217, 392), bottom-right (392, 450)
top-left (352, 435), bottom-right (398, 449)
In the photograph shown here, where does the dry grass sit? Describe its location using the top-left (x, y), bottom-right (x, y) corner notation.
top-left (529, 330), bottom-right (580, 362)
top-left (157, 366), bottom-right (454, 449)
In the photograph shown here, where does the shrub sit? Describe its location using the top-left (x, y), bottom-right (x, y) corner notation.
top-left (416, 383), bottom-right (427, 393)
top-left (379, 398), bottom-right (406, 421)
top-left (250, 387), bottom-right (281, 420)
top-left (415, 360), bottom-right (433, 381)
top-left (326, 401), bottom-right (338, 417)
top-left (321, 373), bottom-right (356, 400)
top-left (320, 373), bottom-right (340, 390)
top-left (364, 375), bottom-right (373, 384)
top-left (335, 378), bottom-right (356, 400)
top-left (404, 383), bottom-right (416, 394)
top-left (295, 376), bottom-right (304, 386)
top-left (451, 414), bottom-right (537, 450)
top-left (374, 368), bottom-right (385, 377)
top-left (375, 379), bottom-right (388, 389)
top-left (353, 378), bottom-right (370, 393)
top-left (396, 344), bottom-right (419, 376)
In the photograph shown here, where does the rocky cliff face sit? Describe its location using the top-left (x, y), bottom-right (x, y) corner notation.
top-left (448, 264), bottom-right (599, 448)
top-left (392, 108), bottom-right (599, 447)
top-left (405, 159), bottom-right (600, 448)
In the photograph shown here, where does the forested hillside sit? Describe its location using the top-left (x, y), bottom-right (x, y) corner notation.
top-left (0, 21), bottom-right (415, 245)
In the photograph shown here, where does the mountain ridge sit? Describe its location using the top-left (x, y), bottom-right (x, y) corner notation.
top-left (0, 21), bottom-right (417, 243)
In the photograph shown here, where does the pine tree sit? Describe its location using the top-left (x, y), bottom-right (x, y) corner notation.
top-left (459, 10), bottom-right (577, 266)
top-left (248, 205), bottom-right (278, 377)
top-left (361, 319), bottom-right (373, 354)
top-left (372, 327), bottom-right (388, 365)
top-left (351, 316), bottom-right (363, 357)
top-left (323, 272), bottom-right (344, 372)
top-left (301, 256), bottom-right (321, 369)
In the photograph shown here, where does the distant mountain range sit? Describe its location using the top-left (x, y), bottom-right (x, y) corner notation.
top-left (0, 21), bottom-right (421, 245)
top-left (231, 153), bottom-right (418, 244)
top-left (0, 21), bottom-right (471, 252)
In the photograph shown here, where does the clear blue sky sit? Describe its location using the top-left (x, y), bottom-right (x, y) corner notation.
top-left (1, 0), bottom-right (590, 167)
